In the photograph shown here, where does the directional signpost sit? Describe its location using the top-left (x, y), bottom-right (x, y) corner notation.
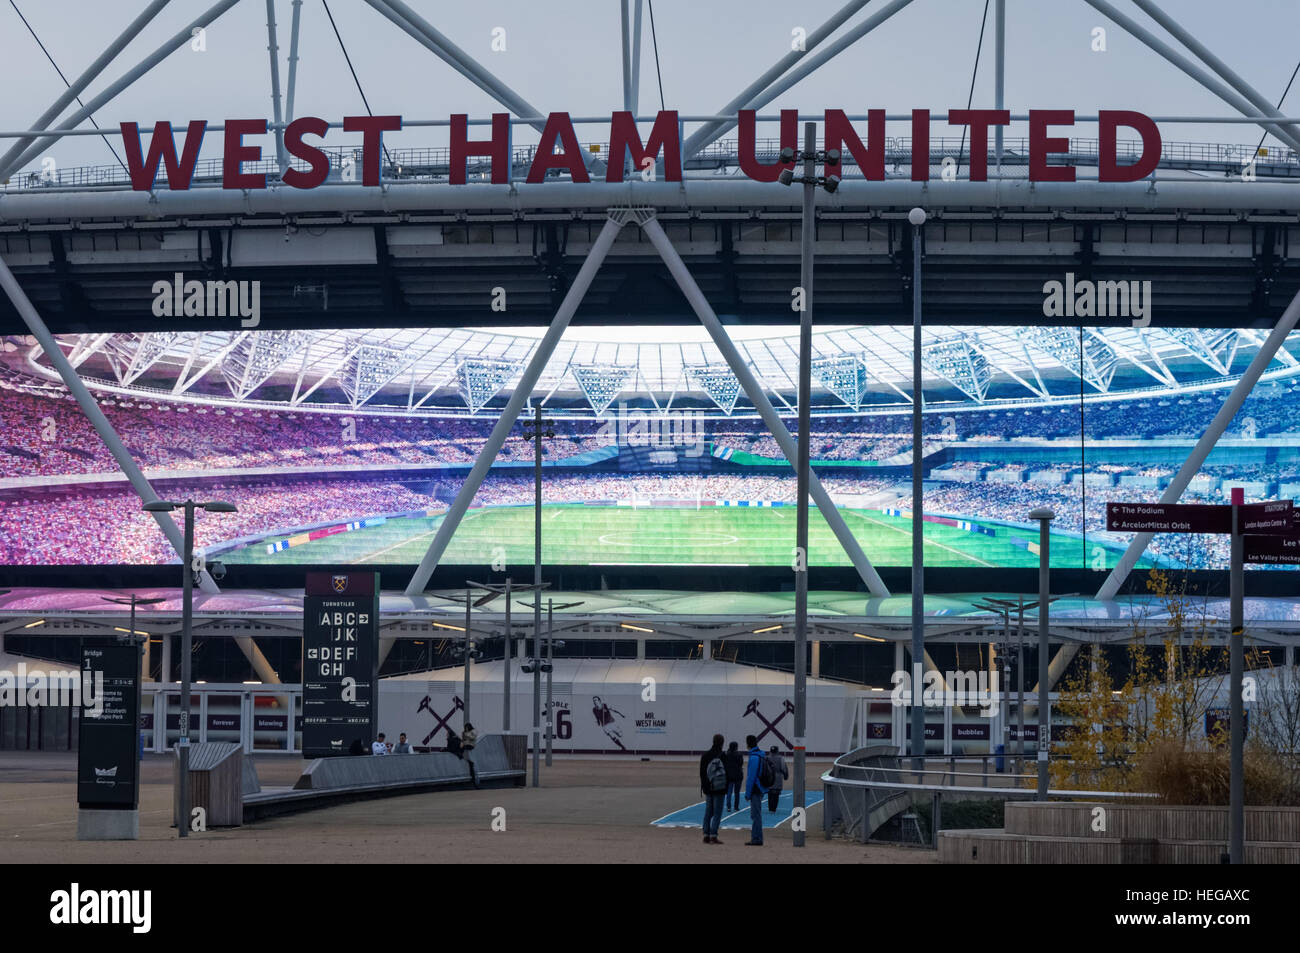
top-left (76, 637), bottom-right (143, 840)
top-left (1107, 494), bottom-right (1294, 864)
top-left (302, 572), bottom-right (381, 758)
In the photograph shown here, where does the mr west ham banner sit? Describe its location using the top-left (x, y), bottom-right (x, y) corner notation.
top-left (119, 108), bottom-right (1166, 190)
top-left (302, 572), bottom-right (380, 758)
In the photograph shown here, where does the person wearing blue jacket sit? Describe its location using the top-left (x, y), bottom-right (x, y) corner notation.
top-left (743, 734), bottom-right (768, 846)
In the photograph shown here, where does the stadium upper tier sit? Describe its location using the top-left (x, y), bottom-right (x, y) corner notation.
top-left (1, 368), bottom-right (1298, 481)
top-left (14, 325), bottom-right (1300, 418)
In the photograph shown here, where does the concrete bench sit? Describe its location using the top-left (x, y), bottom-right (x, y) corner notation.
top-left (241, 734), bottom-right (525, 822)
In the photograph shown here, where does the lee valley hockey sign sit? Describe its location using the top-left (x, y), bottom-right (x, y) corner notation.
top-left (119, 108), bottom-right (1166, 190)
top-left (302, 572), bottom-right (380, 758)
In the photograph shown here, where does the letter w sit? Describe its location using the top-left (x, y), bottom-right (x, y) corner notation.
top-left (121, 121), bottom-right (207, 191)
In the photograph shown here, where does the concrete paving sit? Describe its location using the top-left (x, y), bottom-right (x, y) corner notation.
top-left (0, 751), bottom-right (937, 864)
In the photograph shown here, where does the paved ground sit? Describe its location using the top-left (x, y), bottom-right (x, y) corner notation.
top-left (0, 751), bottom-right (937, 864)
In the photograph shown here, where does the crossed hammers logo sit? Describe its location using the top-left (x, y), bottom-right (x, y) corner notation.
top-left (743, 698), bottom-right (795, 748)
top-left (417, 694), bottom-right (465, 746)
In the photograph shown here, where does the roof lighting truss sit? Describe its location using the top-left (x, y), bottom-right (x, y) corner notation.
top-left (457, 356), bottom-right (522, 413)
top-left (571, 362), bottom-right (637, 414)
top-left (921, 336), bottom-right (994, 403)
top-left (811, 353), bottom-right (871, 409)
top-left (1018, 326), bottom-right (1119, 393)
top-left (220, 330), bottom-right (313, 399)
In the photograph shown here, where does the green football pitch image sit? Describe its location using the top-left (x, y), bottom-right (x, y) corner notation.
top-left (219, 504), bottom-right (1150, 569)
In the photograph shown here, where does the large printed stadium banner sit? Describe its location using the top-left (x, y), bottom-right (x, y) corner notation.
top-left (1, 325), bottom-right (1298, 573)
top-left (302, 572), bottom-right (380, 758)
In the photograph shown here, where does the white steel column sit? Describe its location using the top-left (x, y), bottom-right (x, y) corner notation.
top-left (683, 0), bottom-right (917, 158)
top-left (1131, 0), bottom-right (1300, 148)
top-left (265, 0), bottom-right (288, 173)
top-left (681, 0), bottom-right (877, 160)
top-left (0, 0), bottom-right (172, 177)
top-left (639, 214), bottom-right (890, 598)
top-left (284, 0), bottom-right (303, 125)
top-left (994, 0), bottom-right (1005, 173)
top-left (3, 0), bottom-right (246, 178)
top-left (620, 0), bottom-right (633, 112)
top-left (404, 213), bottom-right (628, 596)
top-left (364, 0), bottom-right (594, 170)
top-left (1080, 0), bottom-right (1300, 153)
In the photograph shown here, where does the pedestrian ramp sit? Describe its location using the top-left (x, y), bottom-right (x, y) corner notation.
top-left (652, 790), bottom-right (824, 830)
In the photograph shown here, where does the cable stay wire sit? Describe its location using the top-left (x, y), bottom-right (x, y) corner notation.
top-left (8, 0), bottom-right (127, 175)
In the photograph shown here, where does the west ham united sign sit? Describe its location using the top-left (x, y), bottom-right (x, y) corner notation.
top-left (302, 572), bottom-right (381, 758)
top-left (119, 108), bottom-right (1166, 191)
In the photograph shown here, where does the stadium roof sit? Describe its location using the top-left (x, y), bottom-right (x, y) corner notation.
top-left (16, 324), bottom-right (1300, 418)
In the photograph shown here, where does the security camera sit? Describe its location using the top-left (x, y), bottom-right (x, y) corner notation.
top-left (208, 560), bottom-right (227, 581)
top-left (823, 174), bottom-right (841, 194)
top-left (824, 148), bottom-right (841, 165)
top-left (553, 640), bottom-right (566, 650)
top-left (778, 168), bottom-right (794, 186)
top-left (778, 146), bottom-right (796, 164)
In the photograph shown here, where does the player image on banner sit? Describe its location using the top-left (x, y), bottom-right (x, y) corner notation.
top-left (591, 695), bottom-right (627, 750)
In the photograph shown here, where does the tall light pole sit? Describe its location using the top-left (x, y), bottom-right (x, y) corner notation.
top-left (525, 597), bottom-right (582, 769)
top-left (466, 579), bottom-right (548, 737)
top-left (777, 122), bottom-right (840, 848)
top-left (908, 205), bottom-right (927, 773)
top-left (523, 407), bottom-right (553, 787)
top-left (1029, 507), bottom-right (1055, 800)
top-left (1229, 485), bottom-right (1245, 863)
top-left (102, 594), bottom-right (166, 683)
top-left (142, 498), bottom-right (236, 838)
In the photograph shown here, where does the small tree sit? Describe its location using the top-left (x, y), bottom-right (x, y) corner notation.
top-left (1050, 642), bottom-right (1130, 791)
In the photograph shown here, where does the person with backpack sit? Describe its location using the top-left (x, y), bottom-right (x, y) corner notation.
top-left (699, 733), bottom-right (729, 845)
top-left (723, 741), bottom-right (744, 811)
top-left (744, 734), bottom-right (773, 846)
top-left (766, 745), bottom-right (789, 813)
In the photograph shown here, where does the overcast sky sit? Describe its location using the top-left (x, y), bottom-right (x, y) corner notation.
top-left (2, 0), bottom-right (1298, 172)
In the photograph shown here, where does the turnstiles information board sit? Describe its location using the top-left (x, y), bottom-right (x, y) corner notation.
top-left (77, 639), bottom-right (142, 809)
top-left (302, 572), bottom-right (380, 758)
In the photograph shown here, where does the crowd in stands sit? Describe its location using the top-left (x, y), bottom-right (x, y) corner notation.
top-left (0, 462), bottom-right (1285, 567)
top-left (4, 380), bottom-right (1300, 482)
top-left (0, 472), bottom-right (901, 565)
top-left (0, 479), bottom-right (436, 564)
top-left (0, 388), bottom-right (617, 479)
top-left (4, 375), bottom-right (1300, 569)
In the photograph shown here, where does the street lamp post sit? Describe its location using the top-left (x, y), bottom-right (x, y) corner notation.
top-left (142, 498), bottom-right (235, 839)
top-left (908, 205), bottom-right (927, 773)
top-left (777, 121), bottom-right (840, 849)
top-left (524, 597), bottom-right (582, 768)
top-left (102, 594), bottom-right (166, 683)
top-left (523, 407), bottom-right (553, 788)
top-left (1029, 507), bottom-right (1055, 800)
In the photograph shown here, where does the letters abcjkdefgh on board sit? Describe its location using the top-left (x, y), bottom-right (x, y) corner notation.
top-left (302, 572), bottom-right (380, 758)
